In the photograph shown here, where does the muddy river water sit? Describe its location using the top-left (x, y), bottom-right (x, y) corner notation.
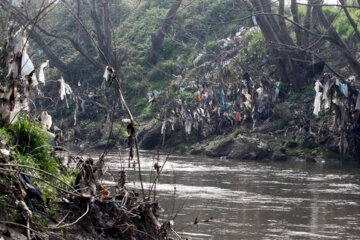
top-left (81, 150), bottom-right (360, 239)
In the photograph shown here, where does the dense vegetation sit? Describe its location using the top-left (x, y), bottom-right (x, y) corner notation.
top-left (22, 0), bottom-right (358, 121)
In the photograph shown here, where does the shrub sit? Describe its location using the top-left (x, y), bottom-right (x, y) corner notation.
top-left (10, 117), bottom-right (59, 175)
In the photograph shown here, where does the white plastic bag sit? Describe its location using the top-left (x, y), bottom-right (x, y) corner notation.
top-left (41, 111), bottom-right (52, 130)
top-left (59, 77), bottom-right (72, 100)
top-left (38, 60), bottom-right (49, 85)
top-left (355, 91), bottom-right (360, 110)
top-left (313, 80), bottom-right (323, 116)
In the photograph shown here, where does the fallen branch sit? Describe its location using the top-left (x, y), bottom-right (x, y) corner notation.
top-left (0, 220), bottom-right (43, 237)
top-left (0, 163), bottom-right (78, 192)
top-left (48, 201), bottom-right (89, 229)
top-left (0, 168), bottom-right (81, 197)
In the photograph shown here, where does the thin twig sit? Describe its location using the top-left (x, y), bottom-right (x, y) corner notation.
top-left (0, 168), bottom-right (81, 197)
top-left (171, 228), bottom-right (183, 240)
top-left (26, 218), bottom-right (31, 240)
top-left (147, 150), bottom-right (171, 200)
top-left (48, 201), bottom-right (89, 229)
top-left (0, 220), bottom-right (43, 237)
top-left (53, 211), bottom-right (70, 228)
top-left (0, 163), bottom-right (78, 192)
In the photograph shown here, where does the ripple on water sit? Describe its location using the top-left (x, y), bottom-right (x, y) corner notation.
top-left (96, 150), bottom-right (360, 240)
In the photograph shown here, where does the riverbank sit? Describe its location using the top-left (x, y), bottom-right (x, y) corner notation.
top-left (0, 120), bottom-right (171, 240)
top-left (137, 95), bottom-right (358, 163)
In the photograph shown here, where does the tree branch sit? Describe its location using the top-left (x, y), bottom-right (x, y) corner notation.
top-left (338, 0), bottom-right (360, 41)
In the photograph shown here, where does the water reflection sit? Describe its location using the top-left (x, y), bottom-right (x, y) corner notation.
top-left (82, 150), bottom-right (360, 239)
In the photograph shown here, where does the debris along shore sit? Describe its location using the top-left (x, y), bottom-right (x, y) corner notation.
top-left (0, 25), bottom-right (172, 240)
top-left (0, 144), bottom-right (172, 240)
top-left (136, 26), bottom-right (360, 162)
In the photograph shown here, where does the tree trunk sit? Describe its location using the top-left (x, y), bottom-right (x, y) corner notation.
top-left (249, 0), bottom-right (309, 89)
top-left (1, 0), bottom-right (12, 46)
top-left (303, 3), bottom-right (312, 45)
top-left (148, 0), bottom-right (182, 65)
top-left (314, 4), bottom-right (360, 77)
top-left (291, 0), bottom-right (303, 46)
top-left (339, 0), bottom-right (360, 41)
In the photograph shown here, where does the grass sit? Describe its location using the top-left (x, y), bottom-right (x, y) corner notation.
top-left (10, 116), bottom-right (59, 175)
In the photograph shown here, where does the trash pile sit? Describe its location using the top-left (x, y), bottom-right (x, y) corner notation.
top-left (0, 146), bottom-right (171, 239)
top-left (0, 26), bottom-right (171, 239)
top-left (313, 74), bottom-right (360, 156)
top-left (150, 67), bottom-right (280, 142)
top-left (143, 27), bottom-right (287, 144)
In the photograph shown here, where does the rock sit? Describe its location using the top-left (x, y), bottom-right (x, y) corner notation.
top-left (274, 103), bottom-right (293, 121)
top-left (272, 150), bottom-right (287, 161)
top-left (189, 142), bottom-right (207, 155)
top-left (306, 157), bottom-right (316, 163)
top-left (228, 140), bottom-right (269, 160)
top-left (255, 121), bottom-right (278, 133)
top-left (328, 145), bottom-right (339, 153)
top-left (0, 224), bottom-right (27, 240)
top-left (93, 140), bottom-right (116, 149)
top-left (205, 138), bottom-right (234, 157)
top-left (288, 120), bottom-right (296, 126)
top-left (303, 134), bottom-right (315, 148)
top-left (280, 147), bottom-right (286, 154)
top-left (139, 123), bottom-right (162, 150)
top-left (286, 141), bottom-right (298, 148)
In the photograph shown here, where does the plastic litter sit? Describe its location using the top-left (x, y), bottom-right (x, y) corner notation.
top-left (256, 87), bottom-right (264, 113)
top-left (322, 80), bottom-right (330, 109)
top-left (355, 91), bottom-right (360, 110)
top-left (198, 94), bottom-right (205, 101)
top-left (38, 60), bottom-right (49, 85)
top-left (338, 82), bottom-right (348, 97)
top-left (41, 111), bottom-right (52, 130)
top-left (147, 90), bottom-right (160, 103)
top-left (58, 76), bottom-right (72, 101)
top-left (236, 112), bottom-right (242, 122)
top-left (18, 173), bottom-right (43, 209)
top-left (252, 15), bottom-right (258, 26)
top-left (313, 80), bottom-right (323, 116)
top-left (193, 52), bottom-right (204, 65)
top-left (185, 111), bottom-right (192, 135)
top-left (21, 52), bottom-right (35, 76)
top-left (103, 66), bottom-right (115, 84)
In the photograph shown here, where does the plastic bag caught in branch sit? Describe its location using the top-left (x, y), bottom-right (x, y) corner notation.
top-left (41, 111), bottom-right (52, 130)
top-left (7, 26), bottom-right (34, 78)
top-left (185, 111), bottom-right (192, 135)
top-left (322, 80), bottom-right (330, 109)
top-left (313, 80), bottom-right (323, 116)
top-left (103, 66), bottom-right (115, 86)
top-left (356, 91), bottom-right (360, 111)
top-left (58, 77), bottom-right (72, 108)
top-left (38, 60), bottom-right (49, 85)
top-left (21, 52), bottom-right (35, 76)
top-left (147, 90), bottom-right (160, 103)
top-left (59, 76), bottom-right (72, 100)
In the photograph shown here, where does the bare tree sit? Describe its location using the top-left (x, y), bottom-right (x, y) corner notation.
top-left (312, 0), bottom-right (360, 76)
top-left (242, 0), bottom-right (360, 88)
top-left (0, 0), bottom-right (12, 45)
top-left (0, 0), bottom-right (123, 78)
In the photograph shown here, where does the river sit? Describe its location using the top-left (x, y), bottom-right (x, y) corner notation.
top-left (81, 150), bottom-right (360, 239)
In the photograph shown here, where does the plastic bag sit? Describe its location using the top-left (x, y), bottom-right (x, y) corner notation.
top-left (355, 91), bottom-right (360, 110)
top-left (313, 80), bottom-right (322, 116)
top-left (41, 111), bottom-right (52, 130)
top-left (38, 60), bottom-right (49, 85)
